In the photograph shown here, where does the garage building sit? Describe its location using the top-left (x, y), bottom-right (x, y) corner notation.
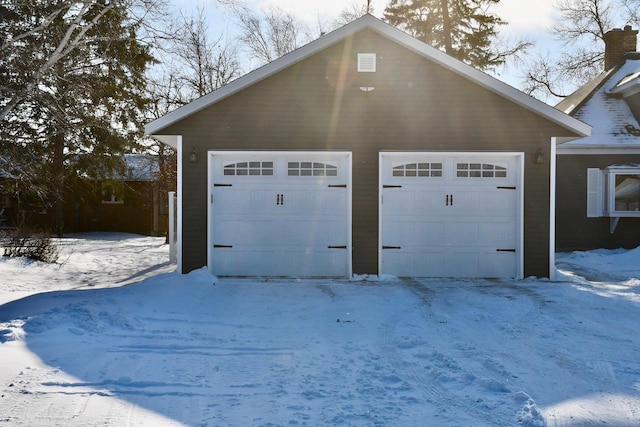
top-left (146, 15), bottom-right (590, 279)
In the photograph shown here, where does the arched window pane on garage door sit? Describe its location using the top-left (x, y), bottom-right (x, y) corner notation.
top-left (456, 163), bottom-right (507, 178)
top-left (224, 161), bottom-right (274, 176)
top-left (392, 162), bottom-right (443, 177)
top-left (288, 162), bottom-right (338, 176)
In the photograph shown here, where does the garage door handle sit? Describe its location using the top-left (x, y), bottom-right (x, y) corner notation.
top-left (496, 248), bottom-right (516, 252)
top-left (214, 183), bottom-right (233, 187)
top-left (497, 186), bottom-right (516, 190)
top-left (328, 184), bottom-right (347, 188)
top-left (214, 244), bottom-right (233, 248)
top-left (276, 194), bottom-right (284, 205)
top-left (382, 246), bottom-right (402, 250)
top-left (328, 245), bottom-right (347, 249)
top-left (383, 185), bottom-right (402, 189)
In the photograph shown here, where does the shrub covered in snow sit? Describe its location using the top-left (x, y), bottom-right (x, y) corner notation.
top-left (1, 229), bottom-right (58, 263)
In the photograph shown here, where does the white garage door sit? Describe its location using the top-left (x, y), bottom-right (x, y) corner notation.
top-left (208, 151), bottom-right (352, 277)
top-left (380, 153), bottom-right (523, 278)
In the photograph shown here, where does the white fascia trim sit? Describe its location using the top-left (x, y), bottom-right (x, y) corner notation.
top-left (549, 138), bottom-right (557, 280)
top-left (145, 15), bottom-right (591, 139)
top-left (176, 136), bottom-right (183, 274)
top-left (557, 146), bottom-right (640, 155)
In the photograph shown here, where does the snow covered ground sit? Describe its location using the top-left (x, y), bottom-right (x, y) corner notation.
top-left (1, 233), bottom-right (639, 426)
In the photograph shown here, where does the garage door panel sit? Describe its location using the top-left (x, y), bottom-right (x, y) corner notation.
top-left (382, 250), bottom-right (447, 277)
top-left (209, 152), bottom-right (351, 277)
top-left (477, 251), bottom-right (517, 277)
top-left (284, 189), bottom-right (348, 215)
top-left (384, 190), bottom-right (446, 215)
top-left (446, 222), bottom-right (480, 245)
top-left (380, 153), bottom-right (521, 278)
top-left (284, 219), bottom-right (346, 246)
top-left (413, 222), bottom-right (446, 244)
top-left (212, 248), bottom-right (347, 277)
top-left (448, 251), bottom-right (480, 276)
top-left (479, 190), bottom-right (517, 216)
top-left (479, 221), bottom-right (517, 247)
top-left (212, 219), bottom-right (279, 245)
top-left (213, 189), bottom-right (280, 214)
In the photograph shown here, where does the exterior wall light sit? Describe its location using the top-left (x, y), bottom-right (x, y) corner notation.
top-left (535, 149), bottom-right (545, 164)
top-left (189, 148), bottom-right (198, 163)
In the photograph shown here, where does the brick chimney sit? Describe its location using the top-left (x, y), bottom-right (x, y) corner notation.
top-left (604, 25), bottom-right (638, 70)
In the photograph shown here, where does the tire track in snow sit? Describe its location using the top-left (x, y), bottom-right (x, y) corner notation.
top-left (375, 279), bottom-right (511, 426)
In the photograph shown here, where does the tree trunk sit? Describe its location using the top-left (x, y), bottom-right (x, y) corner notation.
top-left (440, 0), bottom-right (453, 55)
top-left (51, 132), bottom-right (65, 237)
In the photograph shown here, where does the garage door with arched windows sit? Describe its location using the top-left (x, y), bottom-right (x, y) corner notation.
top-left (208, 151), bottom-right (352, 277)
top-left (379, 152), bottom-right (523, 279)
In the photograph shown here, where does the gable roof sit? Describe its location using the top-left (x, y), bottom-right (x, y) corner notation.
top-left (557, 55), bottom-right (640, 150)
top-left (146, 14), bottom-right (590, 147)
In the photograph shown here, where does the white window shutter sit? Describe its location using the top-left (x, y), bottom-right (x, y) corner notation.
top-left (586, 168), bottom-right (604, 217)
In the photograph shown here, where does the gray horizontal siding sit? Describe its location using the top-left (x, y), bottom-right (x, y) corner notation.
top-left (166, 29), bottom-right (580, 277)
top-left (556, 154), bottom-right (640, 251)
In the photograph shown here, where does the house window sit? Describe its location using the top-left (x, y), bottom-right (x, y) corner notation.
top-left (224, 161), bottom-right (274, 176)
top-left (456, 163), bottom-right (507, 178)
top-left (587, 166), bottom-right (640, 218)
top-left (613, 174), bottom-right (640, 212)
top-left (288, 162), bottom-right (338, 176)
top-left (102, 183), bottom-right (124, 204)
top-left (392, 162), bottom-right (442, 177)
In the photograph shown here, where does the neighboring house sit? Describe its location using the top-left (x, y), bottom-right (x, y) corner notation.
top-left (0, 154), bottom-right (171, 236)
top-left (556, 26), bottom-right (640, 251)
top-left (79, 154), bottom-right (170, 236)
top-left (146, 15), bottom-right (590, 279)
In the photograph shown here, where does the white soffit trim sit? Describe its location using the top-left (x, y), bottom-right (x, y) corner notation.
top-left (145, 15), bottom-right (591, 139)
top-left (150, 135), bottom-right (179, 149)
top-left (609, 72), bottom-right (640, 97)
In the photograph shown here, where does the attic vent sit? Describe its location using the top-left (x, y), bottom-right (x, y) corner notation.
top-left (357, 53), bottom-right (376, 72)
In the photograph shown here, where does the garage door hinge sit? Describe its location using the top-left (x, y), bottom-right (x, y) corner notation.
top-left (497, 186), bottom-right (516, 190)
top-left (382, 246), bottom-right (402, 250)
top-left (214, 244), bottom-right (233, 248)
top-left (328, 184), bottom-right (347, 188)
top-left (328, 245), bottom-right (347, 249)
top-left (496, 248), bottom-right (516, 252)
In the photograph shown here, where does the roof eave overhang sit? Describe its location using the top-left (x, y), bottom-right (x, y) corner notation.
top-left (145, 15), bottom-right (591, 141)
top-left (148, 134), bottom-right (179, 149)
top-left (609, 79), bottom-right (640, 97)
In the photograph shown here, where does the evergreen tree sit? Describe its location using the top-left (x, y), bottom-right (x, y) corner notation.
top-left (0, 1), bottom-right (154, 234)
top-left (383, 0), bottom-right (510, 71)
